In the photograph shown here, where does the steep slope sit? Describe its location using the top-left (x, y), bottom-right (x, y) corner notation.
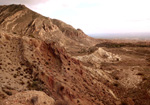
top-left (0, 4), bottom-right (124, 105)
top-left (0, 27), bottom-right (119, 105)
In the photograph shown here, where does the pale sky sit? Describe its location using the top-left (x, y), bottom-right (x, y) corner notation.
top-left (0, 0), bottom-right (150, 35)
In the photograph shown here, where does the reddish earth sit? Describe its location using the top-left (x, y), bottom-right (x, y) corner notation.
top-left (0, 4), bottom-right (150, 105)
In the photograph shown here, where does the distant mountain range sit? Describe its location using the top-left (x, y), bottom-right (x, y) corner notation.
top-left (89, 33), bottom-right (150, 40)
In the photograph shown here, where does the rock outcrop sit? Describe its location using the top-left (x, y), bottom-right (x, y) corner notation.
top-left (74, 48), bottom-right (121, 68)
top-left (1, 91), bottom-right (55, 105)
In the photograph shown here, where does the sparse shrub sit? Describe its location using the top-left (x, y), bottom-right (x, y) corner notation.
top-left (3, 90), bottom-right (12, 96)
top-left (29, 34), bottom-right (35, 38)
top-left (31, 96), bottom-right (38, 105)
top-left (27, 79), bottom-right (45, 91)
top-left (113, 83), bottom-right (119, 87)
top-left (136, 73), bottom-right (144, 76)
top-left (45, 62), bottom-right (49, 65)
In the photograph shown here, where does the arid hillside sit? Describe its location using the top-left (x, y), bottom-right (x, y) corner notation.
top-left (0, 4), bottom-right (150, 105)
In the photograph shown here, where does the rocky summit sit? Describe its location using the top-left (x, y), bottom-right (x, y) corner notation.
top-left (0, 4), bottom-right (150, 105)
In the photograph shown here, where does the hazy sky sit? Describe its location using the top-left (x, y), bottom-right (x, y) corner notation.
top-left (0, 0), bottom-right (150, 35)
